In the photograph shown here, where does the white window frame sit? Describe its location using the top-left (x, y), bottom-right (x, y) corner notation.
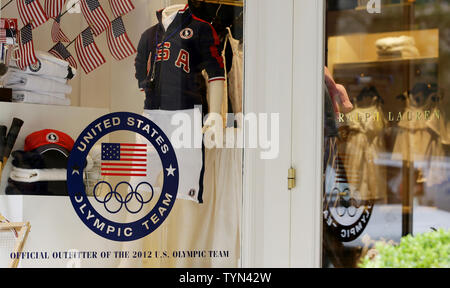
top-left (242, 0), bottom-right (325, 268)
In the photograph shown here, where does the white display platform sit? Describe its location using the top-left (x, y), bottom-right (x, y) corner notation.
top-left (0, 195), bottom-right (125, 268)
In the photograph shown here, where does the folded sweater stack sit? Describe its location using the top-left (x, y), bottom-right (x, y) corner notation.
top-left (5, 51), bottom-right (76, 106)
top-left (375, 36), bottom-right (420, 59)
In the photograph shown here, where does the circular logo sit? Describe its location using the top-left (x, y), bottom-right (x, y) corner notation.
top-left (29, 59), bottom-right (42, 72)
top-left (180, 28), bottom-right (194, 40)
top-left (67, 112), bottom-right (179, 242)
top-left (323, 186), bottom-right (373, 242)
top-left (46, 132), bottom-right (59, 143)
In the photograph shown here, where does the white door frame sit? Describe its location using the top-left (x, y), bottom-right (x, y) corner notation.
top-left (290, 0), bottom-right (325, 268)
top-left (242, 0), bottom-right (325, 268)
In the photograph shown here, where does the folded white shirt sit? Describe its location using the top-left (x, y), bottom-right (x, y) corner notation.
top-left (10, 51), bottom-right (77, 79)
top-left (37, 51), bottom-right (78, 77)
top-left (12, 90), bottom-right (71, 106)
top-left (376, 36), bottom-right (416, 51)
top-left (5, 71), bottom-right (72, 94)
top-left (10, 167), bottom-right (67, 182)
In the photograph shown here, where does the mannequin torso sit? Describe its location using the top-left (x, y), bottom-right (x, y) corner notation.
top-left (161, 4), bottom-right (225, 136)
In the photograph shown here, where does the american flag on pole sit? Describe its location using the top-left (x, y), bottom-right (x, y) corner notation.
top-left (109, 0), bottom-right (135, 18)
top-left (15, 24), bottom-right (38, 70)
top-left (101, 143), bottom-right (148, 177)
top-left (75, 27), bottom-right (105, 74)
top-left (49, 42), bottom-right (77, 68)
top-left (17, 0), bottom-right (49, 29)
top-left (44, 0), bottom-right (66, 19)
top-left (51, 15), bottom-right (70, 43)
top-left (106, 17), bottom-right (136, 61)
top-left (80, 0), bottom-right (110, 36)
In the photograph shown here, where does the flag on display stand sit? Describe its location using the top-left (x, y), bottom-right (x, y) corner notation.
top-left (44, 0), bottom-right (66, 19)
top-left (49, 42), bottom-right (77, 69)
top-left (106, 17), bottom-right (136, 61)
top-left (75, 27), bottom-right (105, 74)
top-left (16, 24), bottom-right (38, 70)
top-left (51, 15), bottom-right (70, 42)
top-left (17, 0), bottom-right (49, 29)
top-left (109, 0), bottom-right (135, 18)
top-left (80, 0), bottom-right (110, 36)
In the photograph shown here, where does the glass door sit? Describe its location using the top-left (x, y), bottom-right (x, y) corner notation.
top-left (322, 0), bottom-right (450, 268)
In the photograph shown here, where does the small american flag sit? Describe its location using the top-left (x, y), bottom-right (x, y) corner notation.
top-left (49, 42), bottom-right (77, 68)
top-left (101, 143), bottom-right (148, 177)
top-left (44, 0), bottom-right (66, 19)
top-left (80, 0), bottom-right (110, 36)
top-left (51, 15), bottom-right (70, 43)
top-left (15, 24), bottom-right (38, 70)
top-left (17, 0), bottom-right (49, 29)
top-left (75, 27), bottom-right (105, 74)
top-left (109, 0), bottom-right (135, 18)
top-left (106, 17), bottom-right (136, 61)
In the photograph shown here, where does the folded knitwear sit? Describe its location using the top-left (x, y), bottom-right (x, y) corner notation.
top-left (12, 90), bottom-right (71, 106)
top-left (6, 178), bottom-right (68, 196)
top-left (10, 167), bottom-right (67, 182)
top-left (7, 148), bottom-right (70, 196)
top-left (5, 71), bottom-right (72, 94)
top-left (11, 150), bottom-right (68, 170)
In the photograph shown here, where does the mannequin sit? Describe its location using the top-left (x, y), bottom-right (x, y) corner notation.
top-left (161, 4), bottom-right (225, 140)
top-left (134, 2), bottom-right (227, 203)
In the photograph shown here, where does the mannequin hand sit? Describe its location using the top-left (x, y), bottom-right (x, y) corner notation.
top-left (335, 84), bottom-right (353, 113)
top-left (324, 66), bottom-right (353, 114)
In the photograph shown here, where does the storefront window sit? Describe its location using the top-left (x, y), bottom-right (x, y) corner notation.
top-left (0, 0), bottom-right (244, 268)
top-left (323, 0), bottom-right (450, 268)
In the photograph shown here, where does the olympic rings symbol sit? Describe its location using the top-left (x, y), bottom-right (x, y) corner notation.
top-left (331, 187), bottom-right (361, 218)
top-left (93, 181), bottom-right (154, 214)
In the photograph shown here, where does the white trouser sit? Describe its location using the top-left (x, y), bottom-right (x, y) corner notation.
top-left (130, 108), bottom-right (204, 203)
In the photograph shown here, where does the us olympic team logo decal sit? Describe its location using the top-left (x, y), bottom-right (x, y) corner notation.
top-left (323, 187), bottom-right (374, 242)
top-left (67, 112), bottom-right (179, 242)
top-left (323, 153), bottom-right (373, 243)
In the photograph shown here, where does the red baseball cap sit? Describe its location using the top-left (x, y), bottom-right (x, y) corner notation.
top-left (25, 129), bottom-right (74, 157)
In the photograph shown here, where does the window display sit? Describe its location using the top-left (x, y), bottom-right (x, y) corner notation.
top-left (0, 0), bottom-right (244, 268)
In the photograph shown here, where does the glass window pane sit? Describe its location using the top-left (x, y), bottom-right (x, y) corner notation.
top-left (323, 0), bottom-right (450, 268)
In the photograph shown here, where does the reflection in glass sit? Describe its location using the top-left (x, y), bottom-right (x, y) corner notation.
top-left (323, 0), bottom-right (450, 268)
